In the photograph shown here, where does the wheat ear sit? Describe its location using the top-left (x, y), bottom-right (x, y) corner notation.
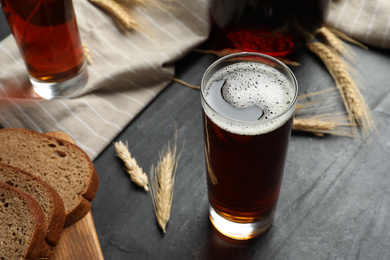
top-left (150, 139), bottom-right (180, 233)
top-left (82, 43), bottom-right (93, 65)
top-left (294, 87), bottom-right (358, 137)
top-left (293, 114), bottom-right (356, 137)
top-left (307, 42), bottom-right (375, 137)
top-left (316, 27), bottom-right (354, 61)
top-left (88, 0), bottom-right (137, 30)
top-left (114, 141), bottom-right (149, 191)
top-left (293, 118), bottom-right (334, 137)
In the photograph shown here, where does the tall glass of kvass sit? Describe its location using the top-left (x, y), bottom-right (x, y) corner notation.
top-left (201, 52), bottom-right (298, 240)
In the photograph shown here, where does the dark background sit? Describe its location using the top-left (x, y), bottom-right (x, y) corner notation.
top-left (1, 9), bottom-right (390, 260)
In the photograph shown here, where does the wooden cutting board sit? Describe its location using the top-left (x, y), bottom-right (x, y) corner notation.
top-left (52, 211), bottom-right (103, 259)
top-left (46, 131), bottom-right (104, 260)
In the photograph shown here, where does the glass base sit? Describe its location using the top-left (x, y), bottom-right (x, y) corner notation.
top-left (30, 62), bottom-right (88, 99)
top-left (209, 205), bottom-right (273, 240)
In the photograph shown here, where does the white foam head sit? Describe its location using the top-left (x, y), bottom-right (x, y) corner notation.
top-left (202, 61), bottom-right (297, 135)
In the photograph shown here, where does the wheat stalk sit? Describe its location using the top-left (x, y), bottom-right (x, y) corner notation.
top-left (296, 87), bottom-right (341, 113)
top-left (293, 118), bottom-right (334, 137)
top-left (149, 138), bottom-right (180, 233)
top-left (117, 0), bottom-right (163, 9)
top-left (295, 87), bottom-right (358, 137)
top-left (88, 0), bottom-right (137, 30)
top-left (307, 42), bottom-right (375, 137)
top-left (293, 118), bottom-right (335, 130)
top-left (316, 27), bottom-right (354, 61)
top-left (293, 114), bottom-right (356, 137)
top-left (114, 141), bottom-right (149, 191)
top-left (326, 26), bottom-right (369, 50)
top-left (173, 78), bottom-right (199, 90)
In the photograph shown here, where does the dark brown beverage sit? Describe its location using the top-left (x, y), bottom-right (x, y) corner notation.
top-left (210, 0), bottom-right (330, 56)
top-left (204, 113), bottom-right (293, 222)
top-left (1, 0), bottom-right (85, 82)
top-left (201, 53), bottom-right (297, 239)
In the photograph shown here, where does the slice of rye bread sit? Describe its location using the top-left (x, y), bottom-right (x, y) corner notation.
top-left (0, 181), bottom-right (46, 260)
top-left (0, 163), bottom-right (65, 258)
top-left (0, 128), bottom-right (99, 226)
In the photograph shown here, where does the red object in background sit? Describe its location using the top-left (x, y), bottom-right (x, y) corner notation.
top-left (210, 0), bottom-right (330, 56)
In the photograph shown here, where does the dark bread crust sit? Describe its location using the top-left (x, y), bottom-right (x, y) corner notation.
top-left (0, 182), bottom-right (46, 260)
top-left (0, 163), bottom-right (65, 258)
top-left (64, 196), bottom-right (91, 227)
top-left (62, 165), bottom-right (99, 227)
top-left (0, 163), bottom-right (65, 246)
top-left (0, 128), bottom-right (99, 226)
top-left (82, 164), bottom-right (99, 202)
top-left (18, 186), bottom-right (47, 260)
top-left (38, 241), bottom-right (53, 259)
top-left (41, 178), bottom-right (66, 244)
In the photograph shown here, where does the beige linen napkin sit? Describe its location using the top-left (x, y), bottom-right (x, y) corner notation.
top-left (1, 0), bottom-right (389, 161)
top-left (326, 0), bottom-right (390, 49)
top-left (0, 0), bottom-right (211, 160)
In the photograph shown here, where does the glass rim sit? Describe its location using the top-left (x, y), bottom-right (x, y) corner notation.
top-left (200, 52), bottom-right (298, 125)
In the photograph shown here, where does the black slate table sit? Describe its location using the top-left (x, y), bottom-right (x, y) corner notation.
top-left (1, 10), bottom-right (390, 260)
